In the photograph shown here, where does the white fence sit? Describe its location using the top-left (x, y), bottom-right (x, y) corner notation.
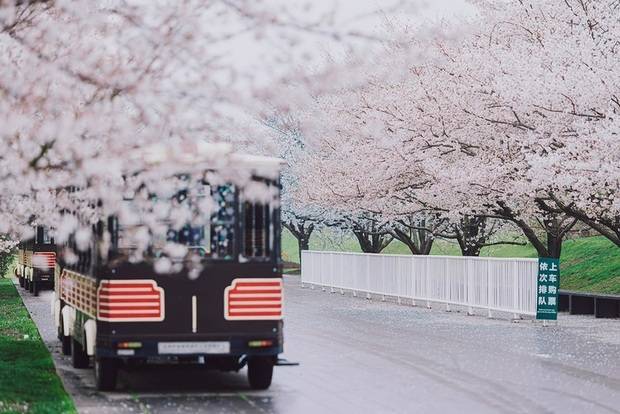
top-left (301, 251), bottom-right (538, 318)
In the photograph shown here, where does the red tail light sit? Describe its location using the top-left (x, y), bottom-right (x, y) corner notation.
top-left (224, 278), bottom-right (282, 320)
top-left (248, 339), bottom-right (274, 348)
top-left (32, 252), bottom-right (56, 269)
top-left (97, 280), bottom-right (165, 322)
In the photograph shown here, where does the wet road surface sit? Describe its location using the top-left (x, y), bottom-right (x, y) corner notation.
top-left (17, 276), bottom-right (620, 413)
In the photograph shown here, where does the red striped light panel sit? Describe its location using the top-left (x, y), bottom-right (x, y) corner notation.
top-left (97, 280), bottom-right (165, 322)
top-left (32, 252), bottom-right (56, 269)
top-left (224, 278), bottom-right (283, 321)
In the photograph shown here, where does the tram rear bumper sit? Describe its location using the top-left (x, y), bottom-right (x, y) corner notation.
top-left (95, 336), bottom-right (282, 360)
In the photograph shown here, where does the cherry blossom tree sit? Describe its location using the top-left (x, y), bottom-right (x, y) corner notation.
top-left (1, 0), bottom-right (284, 244)
top-left (0, 0), bottom-right (416, 259)
top-left (455, 0), bottom-right (620, 254)
top-left (389, 214), bottom-right (444, 255)
top-left (294, 0), bottom-right (620, 259)
top-left (261, 114), bottom-right (326, 263)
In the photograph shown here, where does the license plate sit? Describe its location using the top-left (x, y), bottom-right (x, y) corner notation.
top-left (157, 341), bottom-right (230, 355)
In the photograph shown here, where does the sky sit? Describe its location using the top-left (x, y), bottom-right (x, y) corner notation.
top-left (217, 0), bottom-right (479, 133)
top-left (305, 0), bottom-right (478, 71)
top-left (224, 0), bottom-right (478, 86)
top-left (325, 0), bottom-right (476, 29)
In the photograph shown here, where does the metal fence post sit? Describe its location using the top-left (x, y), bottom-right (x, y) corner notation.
top-left (366, 255), bottom-right (371, 300)
top-left (310, 251), bottom-right (315, 290)
top-left (340, 254), bottom-right (345, 295)
top-left (352, 254), bottom-right (357, 297)
top-left (445, 260), bottom-right (451, 312)
top-left (513, 262), bottom-right (519, 320)
top-left (487, 259), bottom-right (493, 318)
top-left (397, 258), bottom-right (402, 305)
top-left (411, 256), bottom-right (416, 307)
top-left (426, 256), bottom-right (431, 309)
top-left (329, 253), bottom-right (335, 293)
top-left (467, 259), bottom-right (474, 315)
top-left (300, 250), bottom-right (306, 288)
top-left (381, 256), bottom-right (386, 302)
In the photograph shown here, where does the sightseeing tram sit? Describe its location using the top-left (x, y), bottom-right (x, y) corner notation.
top-left (15, 226), bottom-right (56, 296)
top-left (52, 147), bottom-right (285, 391)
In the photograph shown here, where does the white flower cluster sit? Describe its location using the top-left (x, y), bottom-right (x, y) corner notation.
top-left (294, 0), bottom-right (620, 252)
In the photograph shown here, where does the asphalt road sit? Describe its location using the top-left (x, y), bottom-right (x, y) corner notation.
top-left (16, 276), bottom-right (620, 414)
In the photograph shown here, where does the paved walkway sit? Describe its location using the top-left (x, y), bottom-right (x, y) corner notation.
top-left (15, 276), bottom-right (620, 413)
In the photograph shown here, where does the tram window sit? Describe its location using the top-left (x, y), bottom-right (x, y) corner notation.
top-left (117, 226), bottom-right (137, 249)
top-left (166, 225), bottom-right (210, 255)
top-left (35, 227), bottom-right (54, 245)
top-left (108, 217), bottom-right (118, 250)
top-left (162, 185), bottom-right (212, 255)
top-left (110, 185), bottom-right (236, 260)
top-left (243, 202), bottom-right (271, 259)
top-left (210, 185), bottom-right (236, 259)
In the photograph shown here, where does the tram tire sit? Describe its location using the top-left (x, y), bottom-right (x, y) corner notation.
top-left (61, 330), bottom-right (72, 356)
top-left (61, 335), bottom-right (72, 356)
top-left (71, 337), bottom-right (90, 369)
top-left (57, 313), bottom-right (72, 355)
top-left (247, 357), bottom-right (274, 390)
top-left (94, 357), bottom-right (118, 391)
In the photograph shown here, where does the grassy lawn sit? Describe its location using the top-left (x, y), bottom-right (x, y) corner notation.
top-left (283, 229), bottom-right (620, 295)
top-left (0, 278), bottom-right (76, 414)
top-left (281, 227), bottom-right (537, 261)
top-left (559, 237), bottom-right (620, 294)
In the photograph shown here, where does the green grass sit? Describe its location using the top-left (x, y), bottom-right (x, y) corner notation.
top-left (282, 229), bottom-right (620, 295)
top-left (0, 278), bottom-right (76, 414)
top-left (281, 227), bottom-right (535, 262)
top-left (559, 237), bottom-right (620, 294)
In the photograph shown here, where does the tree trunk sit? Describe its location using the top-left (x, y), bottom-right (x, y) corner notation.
top-left (548, 193), bottom-right (620, 248)
top-left (283, 221), bottom-right (315, 264)
top-left (352, 229), bottom-right (393, 254)
top-left (298, 236), bottom-right (310, 263)
top-left (391, 224), bottom-right (434, 255)
top-left (495, 202), bottom-right (576, 259)
top-left (546, 226), bottom-right (563, 258)
top-left (459, 239), bottom-right (483, 256)
top-left (454, 216), bottom-right (487, 257)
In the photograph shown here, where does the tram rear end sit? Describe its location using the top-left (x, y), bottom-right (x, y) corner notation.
top-left (56, 153), bottom-right (286, 391)
top-left (16, 226), bottom-right (56, 296)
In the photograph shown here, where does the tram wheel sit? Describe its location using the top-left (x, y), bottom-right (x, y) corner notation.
top-left (247, 357), bottom-right (274, 390)
top-left (71, 337), bottom-right (90, 369)
top-left (60, 329), bottom-right (71, 356)
top-left (61, 334), bottom-right (71, 356)
top-left (94, 357), bottom-right (118, 391)
top-left (58, 314), bottom-right (72, 355)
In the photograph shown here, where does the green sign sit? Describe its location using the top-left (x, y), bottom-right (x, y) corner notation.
top-left (536, 257), bottom-right (560, 320)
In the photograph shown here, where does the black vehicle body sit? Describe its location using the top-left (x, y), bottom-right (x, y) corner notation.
top-left (15, 226), bottom-right (56, 296)
top-left (93, 261), bottom-right (283, 360)
top-left (54, 151), bottom-right (285, 391)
